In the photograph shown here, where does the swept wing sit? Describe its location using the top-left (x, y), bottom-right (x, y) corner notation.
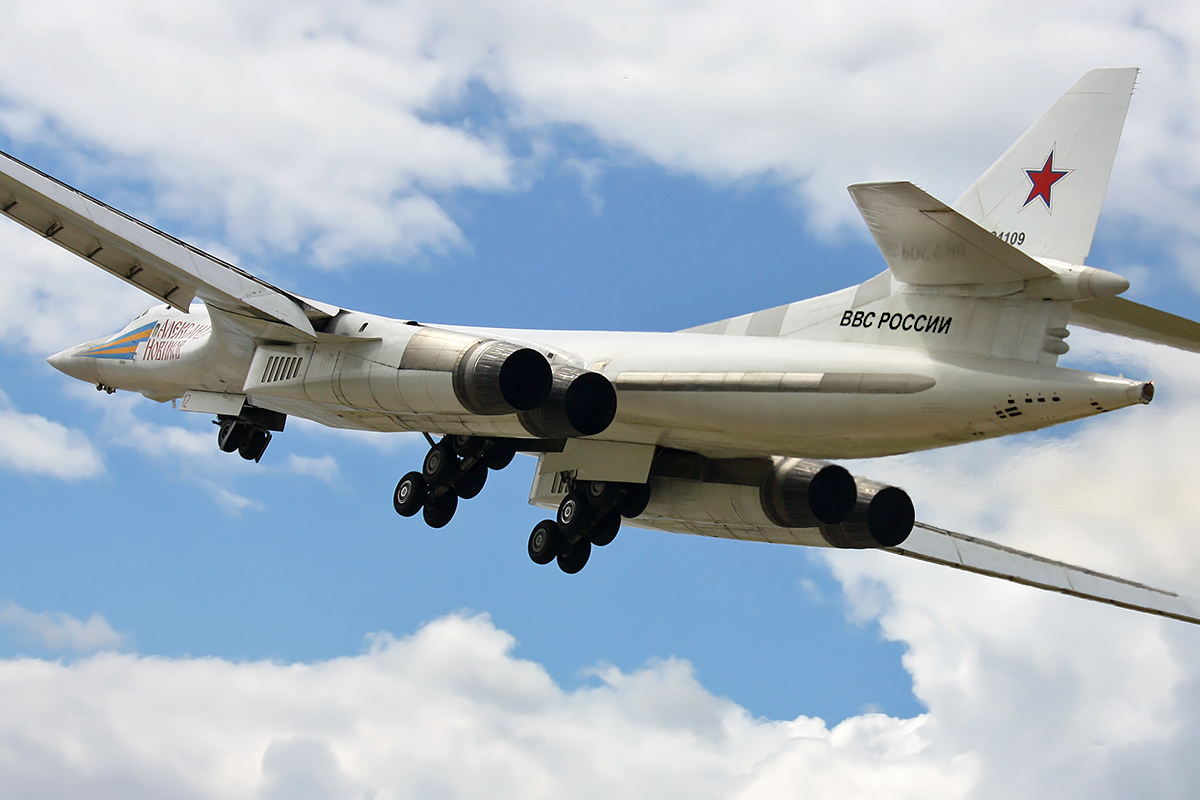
top-left (0, 149), bottom-right (330, 337)
top-left (627, 515), bottom-right (1199, 626)
top-left (891, 523), bottom-right (1199, 625)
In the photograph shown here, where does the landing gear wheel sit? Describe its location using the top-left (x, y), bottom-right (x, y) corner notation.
top-left (556, 489), bottom-right (591, 538)
top-left (451, 435), bottom-right (486, 459)
top-left (619, 483), bottom-right (651, 518)
top-left (217, 419), bottom-right (249, 453)
top-left (528, 520), bottom-right (562, 565)
top-left (483, 439), bottom-right (516, 471)
top-left (589, 512), bottom-right (620, 547)
top-left (422, 441), bottom-right (459, 487)
top-left (393, 471), bottom-right (426, 517)
top-left (585, 480), bottom-right (621, 510)
top-left (455, 462), bottom-right (488, 500)
top-left (557, 539), bottom-right (592, 574)
top-left (422, 492), bottom-right (458, 528)
top-left (239, 429), bottom-right (271, 462)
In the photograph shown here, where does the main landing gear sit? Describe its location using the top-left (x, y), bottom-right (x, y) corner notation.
top-left (527, 479), bottom-right (650, 574)
top-left (392, 435), bottom-right (517, 529)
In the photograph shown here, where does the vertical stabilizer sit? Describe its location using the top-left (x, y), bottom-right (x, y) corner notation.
top-left (953, 68), bottom-right (1137, 266)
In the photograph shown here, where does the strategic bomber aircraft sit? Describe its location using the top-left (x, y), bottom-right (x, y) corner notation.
top-left (4, 68), bottom-right (1200, 625)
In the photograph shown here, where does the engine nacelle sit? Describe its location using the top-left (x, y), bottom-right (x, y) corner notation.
top-left (401, 328), bottom-right (552, 415)
top-left (245, 326), bottom-right (555, 418)
top-left (451, 339), bottom-right (552, 414)
top-left (816, 478), bottom-right (915, 548)
top-left (637, 454), bottom-right (914, 549)
top-left (519, 365), bottom-right (618, 438)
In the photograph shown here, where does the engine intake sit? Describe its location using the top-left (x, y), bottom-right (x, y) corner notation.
top-left (519, 365), bottom-right (617, 438)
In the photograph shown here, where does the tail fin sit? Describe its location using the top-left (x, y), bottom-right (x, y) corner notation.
top-left (952, 68), bottom-right (1137, 266)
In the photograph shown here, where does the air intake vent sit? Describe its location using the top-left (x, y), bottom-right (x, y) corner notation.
top-left (261, 355), bottom-right (303, 384)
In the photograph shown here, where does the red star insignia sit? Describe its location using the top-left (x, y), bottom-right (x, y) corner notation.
top-left (1023, 151), bottom-right (1071, 209)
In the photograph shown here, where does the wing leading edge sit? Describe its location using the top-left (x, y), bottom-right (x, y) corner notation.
top-left (0, 148), bottom-right (330, 337)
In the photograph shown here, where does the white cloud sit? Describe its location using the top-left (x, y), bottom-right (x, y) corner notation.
top-left (3, 1), bottom-right (1200, 273)
top-left (0, 614), bottom-right (978, 800)
top-left (287, 454), bottom-right (340, 485)
top-left (65, 387), bottom-right (269, 513)
top-left (0, 388), bottom-right (104, 480)
top-left (0, 224), bottom-right (150, 356)
top-left (818, 334), bottom-right (1200, 797)
top-left (0, 1), bottom-right (510, 269)
top-left (0, 601), bottom-right (125, 653)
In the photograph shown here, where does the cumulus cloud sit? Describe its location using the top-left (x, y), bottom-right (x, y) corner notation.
top-left (0, 388), bottom-right (104, 480)
top-left (0, 614), bottom-right (977, 800)
top-left (819, 333), bottom-right (1200, 798)
top-left (0, 0), bottom-right (510, 269)
top-left (0, 224), bottom-right (150, 356)
top-left (0, 601), bottom-right (125, 653)
top-left (2, 1), bottom-right (1200, 272)
top-left (65, 387), bottom-right (266, 513)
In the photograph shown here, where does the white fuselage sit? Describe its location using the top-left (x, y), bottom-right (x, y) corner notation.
top-left (50, 301), bottom-right (1150, 461)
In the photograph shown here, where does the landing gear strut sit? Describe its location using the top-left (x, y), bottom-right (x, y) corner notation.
top-left (391, 436), bottom-right (518, 529)
top-left (525, 478), bottom-right (650, 574)
top-left (391, 436), bottom-right (650, 575)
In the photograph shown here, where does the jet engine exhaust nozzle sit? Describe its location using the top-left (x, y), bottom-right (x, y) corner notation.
top-left (762, 459), bottom-right (858, 530)
top-left (519, 365), bottom-right (617, 439)
top-left (456, 340), bottom-right (553, 415)
top-left (819, 481), bottom-right (915, 549)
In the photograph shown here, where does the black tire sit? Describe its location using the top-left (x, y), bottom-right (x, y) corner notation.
top-left (451, 435), bottom-right (486, 459)
top-left (239, 428), bottom-right (270, 461)
top-left (393, 471), bottom-right (426, 517)
top-left (556, 489), bottom-right (591, 538)
top-left (455, 462), bottom-right (488, 500)
top-left (422, 441), bottom-right (459, 487)
top-left (482, 439), bottom-right (516, 471)
top-left (589, 512), bottom-right (620, 546)
top-left (619, 483), bottom-right (651, 518)
top-left (422, 492), bottom-right (458, 528)
top-left (528, 520), bottom-right (562, 565)
top-left (217, 420), bottom-right (249, 453)
top-left (557, 539), bottom-right (592, 574)
top-left (580, 479), bottom-right (619, 510)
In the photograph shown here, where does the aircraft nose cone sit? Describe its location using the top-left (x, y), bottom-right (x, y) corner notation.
top-left (46, 345), bottom-right (99, 384)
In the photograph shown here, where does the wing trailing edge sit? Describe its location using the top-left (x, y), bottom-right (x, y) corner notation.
top-left (890, 523), bottom-right (1200, 626)
top-left (1070, 296), bottom-right (1200, 355)
top-left (0, 149), bottom-right (327, 338)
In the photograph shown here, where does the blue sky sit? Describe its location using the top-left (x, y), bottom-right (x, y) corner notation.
top-left (3, 2), bottom-right (1200, 798)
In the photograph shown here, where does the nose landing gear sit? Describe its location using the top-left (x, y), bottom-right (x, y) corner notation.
top-left (214, 408), bottom-right (285, 463)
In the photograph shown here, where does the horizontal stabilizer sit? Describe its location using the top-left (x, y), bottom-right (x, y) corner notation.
top-left (0, 149), bottom-right (323, 337)
top-left (848, 181), bottom-right (1055, 286)
top-left (890, 523), bottom-right (1200, 626)
top-left (1071, 296), bottom-right (1200, 354)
